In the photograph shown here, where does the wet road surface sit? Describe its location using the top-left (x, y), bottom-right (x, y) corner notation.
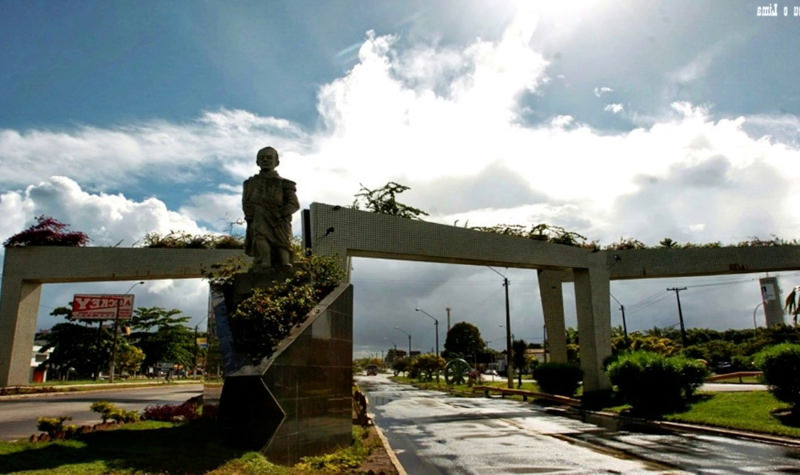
top-left (358, 375), bottom-right (800, 474)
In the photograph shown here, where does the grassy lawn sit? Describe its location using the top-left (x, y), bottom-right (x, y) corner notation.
top-left (390, 375), bottom-right (549, 402)
top-left (0, 420), bottom-right (378, 474)
top-left (662, 391), bottom-right (800, 438)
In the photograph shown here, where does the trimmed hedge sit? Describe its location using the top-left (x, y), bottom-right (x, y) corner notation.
top-left (754, 343), bottom-right (800, 408)
top-left (532, 362), bottom-right (583, 396)
top-left (606, 350), bottom-right (708, 415)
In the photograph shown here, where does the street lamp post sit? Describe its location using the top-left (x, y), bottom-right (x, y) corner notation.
top-left (488, 266), bottom-right (513, 389)
top-left (416, 307), bottom-right (440, 382)
top-left (394, 327), bottom-right (412, 360)
top-left (110, 281), bottom-right (144, 383)
top-left (753, 302), bottom-right (764, 330)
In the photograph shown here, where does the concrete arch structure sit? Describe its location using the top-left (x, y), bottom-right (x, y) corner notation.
top-left (2, 203), bottom-right (800, 392)
top-left (307, 203), bottom-right (800, 393)
top-left (0, 247), bottom-right (244, 386)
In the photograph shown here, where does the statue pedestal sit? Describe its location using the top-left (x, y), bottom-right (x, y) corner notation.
top-left (207, 271), bottom-right (353, 465)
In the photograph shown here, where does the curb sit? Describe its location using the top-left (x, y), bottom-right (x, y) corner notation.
top-left (369, 415), bottom-right (407, 475)
top-left (553, 406), bottom-right (800, 448)
top-left (0, 380), bottom-right (201, 401)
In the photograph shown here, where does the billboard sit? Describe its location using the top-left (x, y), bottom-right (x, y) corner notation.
top-left (72, 294), bottom-right (135, 320)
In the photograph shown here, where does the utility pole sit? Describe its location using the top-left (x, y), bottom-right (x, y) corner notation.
top-left (667, 287), bottom-right (688, 346)
top-left (446, 307), bottom-right (451, 333)
top-left (542, 323), bottom-right (548, 363)
top-left (193, 325), bottom-right (199, 376)
top-left (109, 299), bottom-right (121, 383)
top-left (610, 293), bottom-right (628, 341)
top-left (503, 276), bottom-right (513, 389)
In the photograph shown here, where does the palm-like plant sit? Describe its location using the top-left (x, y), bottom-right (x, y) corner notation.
top-left (785, 286), bottom-right (800, 327)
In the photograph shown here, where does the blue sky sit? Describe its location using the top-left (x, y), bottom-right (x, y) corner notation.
top-left (2, 1), bottom-right (800, 356)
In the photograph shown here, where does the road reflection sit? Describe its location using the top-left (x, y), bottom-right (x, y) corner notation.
top-left (358, 374), bottom-right (800, 474)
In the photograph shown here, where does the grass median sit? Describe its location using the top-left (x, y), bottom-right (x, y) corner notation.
top-left (663, 391), bottom-right (800, 438)
top-left (0, 420), bottom-right (383, 474)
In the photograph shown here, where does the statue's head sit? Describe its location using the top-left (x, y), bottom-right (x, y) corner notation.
top-left (256, 146), bottom-right (279, 170)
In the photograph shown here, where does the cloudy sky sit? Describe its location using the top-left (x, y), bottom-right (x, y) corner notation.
top-left (2, 1), bottom-right (800, 356)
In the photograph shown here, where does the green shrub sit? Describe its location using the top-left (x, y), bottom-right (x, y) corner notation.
top-left (607, 351), bottom-right (708, 415)
top-left (227, 254), bottom-right (345, 363)
top-left (36, 416), bottom-right (77, 437)
top-left (532, 362), bottom-right (583, 396)
top-left (91, 401), bottom-right (139, 423)
top-left (754, 343), bottom-right (800, 408)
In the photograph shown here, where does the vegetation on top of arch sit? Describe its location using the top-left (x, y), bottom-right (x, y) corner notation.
top-left (466, 223), bottom-right (800, 252)
top-left (140, 231), bottom-right (244, 250)
top-left (348, 181), bottom-right (800, 252)
top-left (3, 215), bottom-right (90, 247)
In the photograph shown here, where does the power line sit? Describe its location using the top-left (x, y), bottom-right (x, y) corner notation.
top-left (628, 290), bottom-right (671, 310)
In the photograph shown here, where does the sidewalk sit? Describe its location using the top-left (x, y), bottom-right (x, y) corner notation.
top-left (700, 382), bottom-right (767, 392)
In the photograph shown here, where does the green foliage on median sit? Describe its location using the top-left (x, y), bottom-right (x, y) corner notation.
top-left (0, 420), bottom-right (381, 474)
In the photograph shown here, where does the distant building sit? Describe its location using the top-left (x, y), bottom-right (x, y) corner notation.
top-left (385, 348), bottom-right (407, 363)
top-left (525, 348), bottom-right (548, 363)
top-left (30, 343), bottom-right (53, 383)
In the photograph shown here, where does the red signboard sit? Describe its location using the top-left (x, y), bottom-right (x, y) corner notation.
top-left (72, 294), bottom-right (135, 320)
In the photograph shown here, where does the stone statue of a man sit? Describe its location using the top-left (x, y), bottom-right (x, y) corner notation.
top-left (242, 146), bottom-right (299, 271)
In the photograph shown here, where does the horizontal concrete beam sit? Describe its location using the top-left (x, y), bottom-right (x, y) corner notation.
top-left (603, 246), bottom-right (800, 280)
top-left (2, 246), bottom-right (247, 283)
top-left (0, 246), bottom-right (249, 386)
top-left (310, 203), bottom-right (597, 270)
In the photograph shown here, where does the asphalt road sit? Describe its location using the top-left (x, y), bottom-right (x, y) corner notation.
top-left (0, 383), bottom-right (203, 441)
top-left (358, 374), bottom-right (800, 474)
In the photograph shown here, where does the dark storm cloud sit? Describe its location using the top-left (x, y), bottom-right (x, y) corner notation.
top-left (611, 157), bottom-right (788, 245)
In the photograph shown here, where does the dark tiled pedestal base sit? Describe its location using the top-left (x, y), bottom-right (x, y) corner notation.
top-left (209, 276), bottom-right (353, 465)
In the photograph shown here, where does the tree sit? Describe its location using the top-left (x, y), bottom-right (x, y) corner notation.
top-left (3, 215), bottom-right (89, 247)
top-left (612, 331), bottom-right (678, 356)
top-left (41, 321), bottom-right (113, 380)
top-left (785, 286), bottom-right (800, 327)
top-left (512, 339), bottom-right (529, 388)
top-left (443, 322), bottom-right (486, 364)
top-left (129, 307), bottom-right (195, 370)
top-left (115, 343), bottom-right (146, 376)
top-left (411, 354), bottom-right (445, 381)
top-left (682, 340), bottom-right (741, 371)
top-left (392, 357), bottom-right (411, 376)
top-left (40, 304), bottom-right (115, 380)
top-left (352, 182), bottom-right (429, 220)
top-left (658, 237), bottom-right (680, 248)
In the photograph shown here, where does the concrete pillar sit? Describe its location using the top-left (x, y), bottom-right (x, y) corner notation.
top-left (759, 277), bottom-right (785, 327)
top-left (537, 269), bottom-right (568, 363)
top-left (0, 278), bottom-right (41, 386)
top-left (573, 264), bottom-right (612, 392)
